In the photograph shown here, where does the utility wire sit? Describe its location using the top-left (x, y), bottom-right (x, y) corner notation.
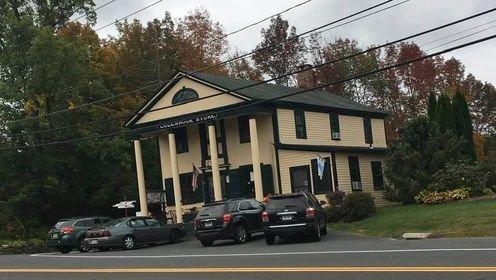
top-left (6, 5), bottom-right (496, 138)
top-left (95, 0), bottom-right (165, 31)
top-left (216, 0), bottom-right (312, 40)
top-left (73, 0), bottom-right (121, 21)
top-left (1, 0), bottom-right (399, 126)
top-left (425, 23), bottom-right (496, 52)
top-left (3, 33), bottom-right (496, 150)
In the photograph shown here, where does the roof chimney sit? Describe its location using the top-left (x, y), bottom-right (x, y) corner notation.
top-left (295, 64), bottom-right (315, 89)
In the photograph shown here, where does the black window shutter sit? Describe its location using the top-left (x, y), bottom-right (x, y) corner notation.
top-left (363, 117), bottom-right (373, 144)
top-left (238, 116), bottom-right (251, 143)
top-left (371, 161), bottom-right (384, 190)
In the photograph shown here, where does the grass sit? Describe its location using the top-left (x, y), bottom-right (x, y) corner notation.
top-left (331, 198), bottom-right (496, 238)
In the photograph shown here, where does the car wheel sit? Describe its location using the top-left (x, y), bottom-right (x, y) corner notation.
top-left (169, 229), bottom-right (181, 243)
top-left (98, 247), bottom-right (110, 252)
top-left (58, 247), bottom-right (72, 254)
top-left (310, 224), bottom-right (321, 242)
top-left (122, 235), bottom-right (136, 250)
top-left (77, 237), bottom-right (90, 253)
top-left (265, 234), bottom-right (276, 245)
top-left (234, 225), bottom-right (247, 244)
top-left (200, 239), bottom-right (214, 247)
top-left (320, 223), bottom-right (328, 235)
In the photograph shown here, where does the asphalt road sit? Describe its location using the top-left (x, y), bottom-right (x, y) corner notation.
top-left (1, 231), bottom-right (496, 280)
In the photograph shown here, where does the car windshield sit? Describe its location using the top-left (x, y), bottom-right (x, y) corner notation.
top-left (54, 220), bottom-right (73, 228)
top-left (103, 218), bottom-right (126, 228)
top-left (267, 195), bottom-right (308, 210)
top-left (198, 204), bottom-right (227, 217)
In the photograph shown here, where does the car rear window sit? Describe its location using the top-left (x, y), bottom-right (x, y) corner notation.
top-left (103, 218), bottom-right (126, 227)
top-left (267, 195), bottom-right (308, 210)
top-left (54, 220), bottom-right (73, 228)
top-left (198, 204), bottom-right (227, 217)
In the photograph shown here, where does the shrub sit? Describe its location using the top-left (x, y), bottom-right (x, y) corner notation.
top-left (325, 191), bottom-right (346, 207)
top-left (325, 206), bottom-right (342, 223)
top-left (415, 188), bottom-right (470, 205)
top-left (341, 192), bottom-right (376, 222)
top-left (428, 160), bottom-right (489, 196)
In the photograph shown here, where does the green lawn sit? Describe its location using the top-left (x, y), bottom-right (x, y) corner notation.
top-left (331, 198), bottom-right (496, 238)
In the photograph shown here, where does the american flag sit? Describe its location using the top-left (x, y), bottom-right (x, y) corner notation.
top-left (192, 164), bottom-right (200, 192)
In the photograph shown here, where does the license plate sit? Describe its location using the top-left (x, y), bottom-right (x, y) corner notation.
top-left (282, 215), bottom-right (293, 221)
top-left (89, 240), bottom-right (98, 245)
top-left (51, 233), bottom-right (59, 239)
top-left (204, 221), bottom-right (213, 228)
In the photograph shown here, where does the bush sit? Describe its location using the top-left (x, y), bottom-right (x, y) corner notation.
top-left (428, 160), bottom-right (489, 196)
top-left (415, 188), bottom-right (470, 205)
top-left (0, 239), bottom-right (45, 255)
top-left (325, 191), bottom-right (346, 207)
top-left (325, 206), bottom-right (342, 223)
top-left (341, 192), bottom-right (376, 222)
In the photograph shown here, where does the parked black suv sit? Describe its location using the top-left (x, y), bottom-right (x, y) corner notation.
top-left (262, 192), bottom-right (327, 244)
top-left (194, 198), bottom-right (265, 247)
top-left (46, 216), bottom-right (110, 253)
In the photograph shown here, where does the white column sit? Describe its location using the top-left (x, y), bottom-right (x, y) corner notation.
top-left (208, 124), bottom-right (222, 201)
top-left (249, 117), bottom-right (264, 201)
top-left (158, 134), bottom-right (168, 205)
top-left (168, 132), bottom-right (183, 223)
top-left (133, 140), bottom-right (148, 217)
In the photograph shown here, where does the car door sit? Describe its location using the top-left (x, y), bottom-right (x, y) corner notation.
top-left (145, 218), bottom-right (168, 242)
top-left (129, 218), bottom-right (150, 244)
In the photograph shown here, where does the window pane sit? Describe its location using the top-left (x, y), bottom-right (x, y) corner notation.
top-left (294, 110), bottom-right (307, 139)
top-left (238, 116), bottom-right (251, 143)
top-left (175, 127), bottom-right (189, 153)
top-left (348, 156), bottom-right (362, 191)
top-left (363, 117), bottom-right (373, 144)
top-left (330, 113), bottom-right (341, 140)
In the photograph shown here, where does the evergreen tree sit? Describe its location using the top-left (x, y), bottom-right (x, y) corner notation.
top-left (452, 89), bottom-right (476, 159)
top-left (435, 93), bottom-right (455, 133)
top-left (427, 92), bottom-right (437, 121)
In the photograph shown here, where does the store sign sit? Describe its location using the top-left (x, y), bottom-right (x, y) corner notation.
top-left (113, 201), bottom-right (136, 209)
top-left (156, 113), bottom-right (217, 130)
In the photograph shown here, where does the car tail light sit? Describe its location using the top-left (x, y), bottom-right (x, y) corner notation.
top-left (261, 211), bottom-right (269, 223)
top-left (101, 230), bottom-right (111, 237)
top-left (61, 226), bottom-right (74, 235)
top-left (223, 213), bottom-right (232, 224)
top-left (306, 207), bottom-right (316, 219)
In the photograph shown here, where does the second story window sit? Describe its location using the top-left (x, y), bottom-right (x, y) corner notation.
top-left (363, 117), bottom-right (373, 144)
top-left (238, 116), bottom-right (250, 143)
top-left (175, 127), bottom-right (189, 154)
top-left (330, 113), bottom-right (341, 140)
top-left (294, 110), bottom-right (307, 139)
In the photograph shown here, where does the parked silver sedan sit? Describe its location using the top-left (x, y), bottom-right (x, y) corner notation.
top-left (84, 217), bottom-right (186, 251)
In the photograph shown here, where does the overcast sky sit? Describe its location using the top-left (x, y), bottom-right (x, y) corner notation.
top-left (85, 0), bottom-right (496, 84)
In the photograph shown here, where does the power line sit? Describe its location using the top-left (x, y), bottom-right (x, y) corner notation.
top-left (217, 0), bottom-right (312, 40)
top-left (7, 5), bottom-right (496, 138)
top-left (95, 0), bottom-right (165, 31)
top-left (1, 0), bottom-right (399, 126)
top-left (3, 33), bottom-right (496, 150)
top-left (425, 23), bottom-right (496, 52)
top-left (420, 18), bottom-right (496, 47)
top-left (73, 0), bottom-right (121, 21)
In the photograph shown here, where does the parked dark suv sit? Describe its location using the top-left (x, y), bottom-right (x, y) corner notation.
top-left (194, 198), bottom-right (265, 247)
top-left (262, 192), bottom-right (327, 244)
top-left (46, 216), bottom-right (110, 254)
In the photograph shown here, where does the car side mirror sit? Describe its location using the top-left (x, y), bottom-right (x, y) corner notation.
top-left (319, 200), bottom-right (327, 206)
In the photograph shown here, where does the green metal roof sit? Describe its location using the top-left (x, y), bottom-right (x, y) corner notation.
top-left (185, 71), bottom-right (386, 115)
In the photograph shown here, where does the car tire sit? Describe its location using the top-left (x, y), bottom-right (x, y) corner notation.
top-left (169, 228), bottom-right (181, 243)
top-left (122, 235), bottom-right (136, 250)
top-left (310, 224), bottom-right (321, 242)
top-left (77, 237), bottom-right (90, 253)
top-left (58, 247), bottom-right (72, 254)
top-left (98, 247), bottom-right (110, 252)
top-left (265, 234), bottom-right (276, 245)
top-left (320, 223), bottom-right (328, 235)
top-left (234, 225), bottom-right (248, 244)
top-left (200, 239), bottom-right (214, 247)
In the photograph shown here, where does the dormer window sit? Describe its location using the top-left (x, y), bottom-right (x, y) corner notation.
top-left (172, 88), bottom-right (199, 105)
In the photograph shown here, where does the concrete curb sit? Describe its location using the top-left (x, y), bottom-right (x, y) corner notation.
top-left (402, 233), bottom-right (433, 240)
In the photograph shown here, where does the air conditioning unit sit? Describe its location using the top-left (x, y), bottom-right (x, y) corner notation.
top-left (332, 132), bottom-right (341, 139)
top-left (352, 181), bottom-right (362, 190)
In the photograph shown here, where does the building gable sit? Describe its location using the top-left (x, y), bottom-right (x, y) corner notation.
top-left (129, 73), bottom-right (250, 126)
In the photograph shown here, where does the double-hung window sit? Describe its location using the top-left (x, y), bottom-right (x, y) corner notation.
top-left (294, 110), bottom-right (307, 139)
top-left (175, 127), bottom-right (189, 154)
top-left (363, 117), bottom-right (373, 144)
top-left (330, 113), bottom-right (341, 140)
top-left (348, 156), bottom-right (362, 191)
